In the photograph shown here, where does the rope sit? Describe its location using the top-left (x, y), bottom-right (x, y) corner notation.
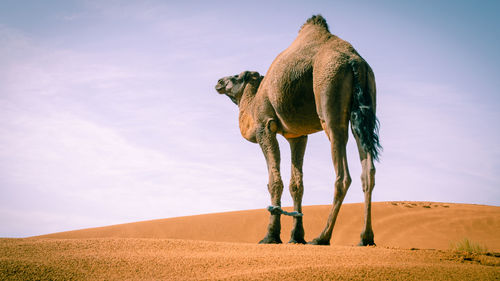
top-left (266, 205), bottom-right (303, 217)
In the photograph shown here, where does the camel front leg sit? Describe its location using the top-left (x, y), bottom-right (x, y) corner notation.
top-left (287, 135), bottom-right (307, 244)
top-left (257, 120), bottom-right (284, 244)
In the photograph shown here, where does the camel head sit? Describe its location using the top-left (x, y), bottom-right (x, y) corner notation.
top-left (215, 71), bottom-right (263, 105)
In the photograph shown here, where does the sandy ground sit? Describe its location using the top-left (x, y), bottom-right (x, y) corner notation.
top-left (1, 202), bottom-right (499, 280)
top-left (1, 238), bottom-right (499, 280)
top-left (36, 202), bottom-right (500, 251)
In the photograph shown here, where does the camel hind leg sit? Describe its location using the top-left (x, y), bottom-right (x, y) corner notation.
top-left (350, 58), bottom-right (378, 246)
top-left (352, 130), bottom-right (376, 246)
top-left (309, 123), bottom-right (351, 245)
top-left (309, 66), bottom-right (353, 245)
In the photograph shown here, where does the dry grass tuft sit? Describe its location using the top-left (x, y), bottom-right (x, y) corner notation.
top-left (449, 238), bottom-right (500, 266)
top-left (451, 238), bottom-right (488, 254)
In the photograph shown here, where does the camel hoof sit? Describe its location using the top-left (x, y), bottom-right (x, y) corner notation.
top-left (358, 230), bottom-right (375, 246)
top-left (259, 236), bottom-right (282, 244)
top-left (307, 238), bottom-right (330, 246)
top-left (288, 238), bottom-right (306, 244)
top-left (358, 239), bottom-right (376, 246)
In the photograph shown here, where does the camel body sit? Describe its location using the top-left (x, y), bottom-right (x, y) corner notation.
top-left (241, 21), bottom-right (376, 139)
top-left (216, 15), bottom-right (380, 245)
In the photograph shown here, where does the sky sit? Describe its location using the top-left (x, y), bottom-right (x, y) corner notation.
top-left (1, 0), bottom-right (499, 237)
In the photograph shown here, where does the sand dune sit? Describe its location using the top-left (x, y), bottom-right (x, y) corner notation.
top-left (2, 202), bottom-right (499, 280)
top-left (37, 202), bottom-right (500, 251)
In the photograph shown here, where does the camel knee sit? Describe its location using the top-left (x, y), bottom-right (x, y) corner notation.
top-left (289, 179), bottom-right (303, 193)
top-left (289, 169), bottom-right (303, 191)
top-left (343, 175), bottom-right (352, 191)
top-left (368, 166), bottom-right (375, 188)
top-left (289, 181), bottom-right (304, 202)
top-left (361, 167), bottom-right (375, 192)
top-left (267, 172), bottom-right (284, 204)
top-left (268, 178), bottom-right (284, 194)
top-left (334, 174), bottom-right (351, 200)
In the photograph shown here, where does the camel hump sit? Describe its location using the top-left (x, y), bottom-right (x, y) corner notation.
top-left (300, 14), bottom-right (330, 33)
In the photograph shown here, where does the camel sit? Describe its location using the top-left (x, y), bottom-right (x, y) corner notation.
top-left (214, 15), bottom-right (381, 246)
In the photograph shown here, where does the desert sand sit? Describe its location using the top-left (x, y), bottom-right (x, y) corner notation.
top-left (1, 202), bottom-right (499, 280)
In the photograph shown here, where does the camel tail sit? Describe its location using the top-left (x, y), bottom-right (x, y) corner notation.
top-left (349, 59), bottom-right (382, 161)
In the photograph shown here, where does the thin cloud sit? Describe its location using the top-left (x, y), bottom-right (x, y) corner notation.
top-left (1, 1), bottom-right (499, 238)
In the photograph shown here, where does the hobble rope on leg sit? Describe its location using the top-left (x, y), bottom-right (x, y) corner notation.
top-left (266, 206), bottom-right (303, 217)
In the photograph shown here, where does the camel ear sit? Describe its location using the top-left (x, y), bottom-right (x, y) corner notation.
top-left (249, 71), bottom-right (261, 80)
top-left (242, 71), bottom-right (261, 82)
top-left (241, 71), bottom-right (251, 82)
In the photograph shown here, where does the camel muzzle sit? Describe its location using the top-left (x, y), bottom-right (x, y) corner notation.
top-left (215, 82), bottom-right (226, 94)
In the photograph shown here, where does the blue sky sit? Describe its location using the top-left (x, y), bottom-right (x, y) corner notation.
top-left (1, 0), bottom-right (499, 237)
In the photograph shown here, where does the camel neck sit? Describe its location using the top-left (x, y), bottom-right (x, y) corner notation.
top-left (239, 82), bottom-right (259, 109)
top-left (237, 83), bottom-right (260, 143)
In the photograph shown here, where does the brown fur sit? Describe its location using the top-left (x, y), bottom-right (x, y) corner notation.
top-left (300, 14), bottom-right (329, 32)
top-left (215, 15), bottom-right (378, 246)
